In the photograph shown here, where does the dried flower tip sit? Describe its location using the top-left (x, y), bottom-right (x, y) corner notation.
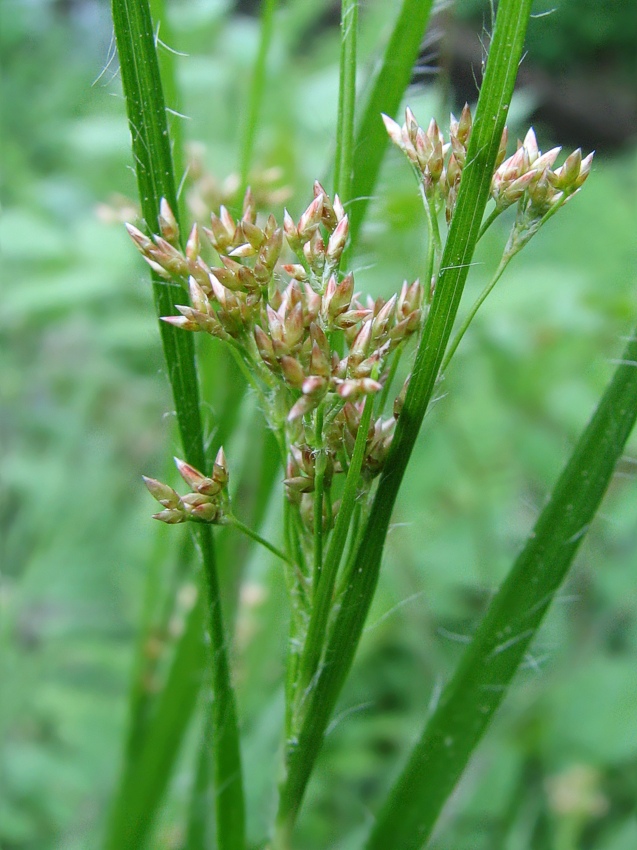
top-left (242, 186), bottom-right (256, 224)
top-left (522, 128), bottom-right (539, 163)
top-left (382, 113), bottom-right (404, 149)
top-left (174, 457), bottom-right (208, 490)
top-left (333, 194), bottom-right (346, 222)
top-left (126, 222), bottom-right (154, 253)
top-left (219, 205), bottom-right (236, 239)
top-left (213, 446), bottom-right (229, 488)
top-left (157, 198), bottom-right (179, 243)
top-left (185, 224), bottom-right (200, 262)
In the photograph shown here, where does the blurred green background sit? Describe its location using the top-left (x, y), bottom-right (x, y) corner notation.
top-left (2, 1), bottom-right (636, 849)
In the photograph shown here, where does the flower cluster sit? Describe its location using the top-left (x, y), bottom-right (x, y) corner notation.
top-left (143, 449), bottom-right (229, 524)
top-left (130, 185), bottom-right (424, 528)
top-left (383, 106), bottom-right (593, 228)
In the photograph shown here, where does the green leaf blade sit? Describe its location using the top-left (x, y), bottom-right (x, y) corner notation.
top-left (366, 328), bottom-right (637, 849)
top-left (107, 2), bottom-right (245, 848)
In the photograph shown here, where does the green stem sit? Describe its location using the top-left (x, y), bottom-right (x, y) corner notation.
top-left (226, 515), bottom-right (291, 565)
top-left (477, 204), bottom-right (502, 240)
top-left (333, 0), bottom-right (358, 203)
top-left (441, 252), bottom-right (511, 373)
top-left (109, 3), bottom-right (246, 849)
top-left (312, 406), bottom-right (326, 592)
top-left (239, 0), bottom-right (278, 192)
top-left (296, 392), bottom-right (374, 712)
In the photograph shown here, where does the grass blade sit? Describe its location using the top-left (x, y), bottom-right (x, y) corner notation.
top-left (107, 2), bottom-right (245, 848)
top-left (333, 0), bottom-right (358, 203)
top-left (276, 0), bottom-right (533, 831)
top-left (348, 0), bottom-right (434, 250)
top-left (366, 327), bottom-right (637, 849)
top-left (105, 595), bottom-right (206, 850)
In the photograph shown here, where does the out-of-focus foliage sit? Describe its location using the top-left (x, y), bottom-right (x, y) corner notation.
top-left (2, 1), bottom-right (636, 849)
top-left (457, 0), bottom-right (637, 78)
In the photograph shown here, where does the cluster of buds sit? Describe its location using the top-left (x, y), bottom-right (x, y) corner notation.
top-left (143, 449), bottom-right (229, 524)
top-left (384, 107), bottom-right (593, 229)
top-left (255, 274), bottom-right (422, 421)
top-left (383, 104), bottom-right (481, 222)
top-left (130, 186), bottom-right (425, 513)
top-left (492, 127), bottom-right (593, 217)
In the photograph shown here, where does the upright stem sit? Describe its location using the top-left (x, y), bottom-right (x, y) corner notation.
top-left (334, 0), bottom-right (358, 204)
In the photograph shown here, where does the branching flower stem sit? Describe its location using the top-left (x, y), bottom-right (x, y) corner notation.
top-left (224, 515), bottom-right (291, 565)
top-left (295, 391), bottom-right (375, 710)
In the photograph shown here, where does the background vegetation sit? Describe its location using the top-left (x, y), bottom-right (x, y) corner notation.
top-left (2, 1), bottom-right (636, 848)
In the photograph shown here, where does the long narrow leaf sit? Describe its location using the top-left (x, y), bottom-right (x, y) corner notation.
top-left (276, 0), bottom-right (533, 831)
top-left (348, 0), bottom-right (434, 250)
top-left (333, 0), bottom-right (358, 203)
top-left (105, 596), bottom-right (206, 850)
top-left (107, 2), bottom-right (245, 849)
top-left (366, 327), bottom-right (637, 849)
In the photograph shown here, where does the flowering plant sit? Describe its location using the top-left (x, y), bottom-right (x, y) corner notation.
top-left (105, 1), bottom-right (637, 849)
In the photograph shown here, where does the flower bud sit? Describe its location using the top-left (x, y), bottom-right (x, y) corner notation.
top-left (158, 198), bottom-right (179, 244)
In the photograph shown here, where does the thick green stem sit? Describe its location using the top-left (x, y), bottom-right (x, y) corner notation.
top-left (333, 0), bottom-right (358, 203)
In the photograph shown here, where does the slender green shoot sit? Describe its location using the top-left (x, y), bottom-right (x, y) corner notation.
top-left (334, 0), bottom-right (358, 203)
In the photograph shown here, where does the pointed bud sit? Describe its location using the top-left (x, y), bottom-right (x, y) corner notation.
top-left (142, 476), bottom-right (181, 509)
top-left (280, 355), bottom-right (306, 389)
top-left (158, 198), bottom-right (179, 243)
top-left (152, 508), bottom-right (185, 524)
top-left (185, 224), bottom-right (200, 262)
top-left (174, 457), bottom-right (207, 490)
top-left (326, 215), bottom-right (349, 264)
top-left (382, 113), bottom-right (404, 149)
top-left (126, 222), bottom-right (154, 254)
top-left (254, 325), bottom-right (276, 367)
top-left (213, 446), bottom-right (229, 488)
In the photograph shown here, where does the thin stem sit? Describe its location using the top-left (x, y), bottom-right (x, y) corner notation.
top-left (225, 515), bottom-right (291, 565)
top-left (295, 392), bottom-right (374, 713)
top-left (477, 204), bottom-right (502, 240)
top-left (441, 252), bottom-right (511, 373)
top-left (378, 347), bottom-right (402, 415)
top-left (239, 0), bottom-right (278, 192)
top-left (420, 186), bottom-right (439, 307)
top-left (312, 405), bottom-right (326, 592)
top-left (333, 0), bottom-right (358, 203)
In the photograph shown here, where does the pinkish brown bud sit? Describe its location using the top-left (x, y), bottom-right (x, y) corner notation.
top-left (158, 198), bottom-right (179, 243)
top-left (153, 508), bottom-right (185, 524)
top-left (143, 476), bottom-right (181, 509)
top-left (254, 324), bottom-right (276, 367)
top-left (326, 215), bottom-right (349, 264)
top-left (213, 446), bottom-right (228, 487)
top-left (174, 457), bottom-right (207, 490)
top-left (382, 113), bottom-right (404, 149)
top-left (280, 355), bottom-right (306, 389)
